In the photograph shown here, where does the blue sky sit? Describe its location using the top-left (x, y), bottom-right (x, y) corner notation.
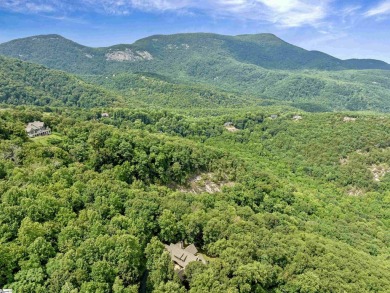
top-left (1, 0), bottom-right (390, 62)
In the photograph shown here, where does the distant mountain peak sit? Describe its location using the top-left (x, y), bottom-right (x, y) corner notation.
top-left (16, 34), bottom-right (66, 41)
top-left (236, 33), bottom-right (280, 39)
top-left (236, 33), bottom-right (285, 44)
top-left (33, 34), bottom-right (64, 38)
top-left (0, 32), bottom-right (388, 72)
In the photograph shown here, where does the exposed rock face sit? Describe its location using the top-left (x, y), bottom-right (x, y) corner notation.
top-left (370, 164), bottom-right (390, 182)
top-left (105, 49), bottom-right (153, 62)
top-left (224, 122), bottom-right (239, 132)
top-left (178, 173), bottom-right (234, 194)
top-left (339, 157), bottom-right (349, 165)
top-left (343, 116), bottom-right (357, 122)
top-left (347, 187), bottom-right (365, 196)
top-left (225, 125), bottom-right (239, 132)
top-left (166, 43), bottom-right (190, 50)
top-left (136, 50), bottom-right (153, 60)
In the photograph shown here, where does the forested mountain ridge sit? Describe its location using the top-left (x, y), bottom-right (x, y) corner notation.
top-left (0, 34), bottom-right (101, 74)
top-left (0, 56), bottom-right (266, 109)
top-left (82, 72), bottom-right (267, 109)
top-left (2, 33), bottom-right (390, 112)
top-left (0, 56), bottom-right (121, 107)
top-left (1, 33), bottom-right (389, 71)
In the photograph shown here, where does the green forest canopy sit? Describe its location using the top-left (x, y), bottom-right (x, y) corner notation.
top-left (0, 106), bottom-right (389, 292)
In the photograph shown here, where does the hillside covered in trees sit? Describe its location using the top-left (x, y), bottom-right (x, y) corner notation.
top-left (0, 106), bottom-right (389, 292)
top-left (2, 33), bottom-right (390, 112)
top-left (0, 56), bottom-right (271, 110)
top-left (0, 56), bottom-right (120, 108)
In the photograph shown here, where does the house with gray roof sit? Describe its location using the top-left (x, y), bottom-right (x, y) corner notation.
top-left (25, 121), bottom-right (51, 138)
top-left (165, 242), bottom-right (206, 278)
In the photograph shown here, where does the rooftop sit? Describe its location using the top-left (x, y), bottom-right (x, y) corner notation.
top-left (165, 242), bottom-right (206, 270)
top-left (25, 121), bottom-right (45, 132)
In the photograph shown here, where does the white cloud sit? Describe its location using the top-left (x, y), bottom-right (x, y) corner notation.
top-left (0, 0), bottom-right (55, 13)
top-left (0, 0), bottom-right (331, 28)
top-left (189, 0), bottom-right (330, 28)
top-left (341, 5), bottom-right (361, 17)
top-left (130, 0), bottom-right (191, 11)
top-left (365, 1), bottom-right (390, 17)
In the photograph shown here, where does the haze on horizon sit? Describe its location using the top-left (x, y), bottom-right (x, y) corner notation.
top-left (1, 0), bottom-right (390, 62)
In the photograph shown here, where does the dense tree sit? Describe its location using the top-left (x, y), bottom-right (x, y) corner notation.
top-left (1, 107), bottom-right (390, 292)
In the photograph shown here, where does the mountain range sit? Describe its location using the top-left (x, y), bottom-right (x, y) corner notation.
top-left (1, 33), bottom-right (389, 72)
top-left (1, 33), bottom-right (390, 111)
